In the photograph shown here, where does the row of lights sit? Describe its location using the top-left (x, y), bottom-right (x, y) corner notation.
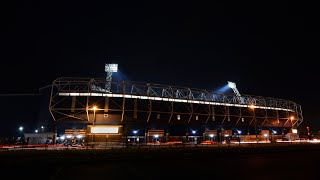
top-left (19, 126), bottom-right (45, 133)
top-left (57, 135), bottom-right (83, 140)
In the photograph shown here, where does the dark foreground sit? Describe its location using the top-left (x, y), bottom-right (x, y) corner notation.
top-left (1, 144), bottom-right (319, 180)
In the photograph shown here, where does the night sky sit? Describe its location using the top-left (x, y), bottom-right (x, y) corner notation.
top-left (1, 1), bottom-right (320, 136)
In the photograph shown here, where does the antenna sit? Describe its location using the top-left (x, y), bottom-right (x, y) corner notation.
top-left (105, 63), bottom-right (118, 92)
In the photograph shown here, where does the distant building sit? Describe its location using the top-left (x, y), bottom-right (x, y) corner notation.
top-left (24, 132), bottom-right (56, 144)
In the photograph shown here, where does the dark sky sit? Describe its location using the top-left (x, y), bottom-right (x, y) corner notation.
top-left (1, 1), bottom-right (320, 135)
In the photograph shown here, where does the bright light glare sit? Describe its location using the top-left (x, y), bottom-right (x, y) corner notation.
top-left (249, 104), bottom-right (255, 109)
top-left (133, 130), bottom-right (138, 134)
top-left (192, 130), bottom-right (196, 134)
top-left (154, 134), bottom-right (159, 138)
top-left (76, 135), bottom-right (82, 138)
top-left (237, 130), bottom-right (241, 134)
top-left (209, 134), bottom-right (214, 138)
top-left (105, 63), bottom-right (118, 72)
top-left (41, 126), bottom-right (44, 129)
top-left (35, 130), bottom-right (38, 133)
top-left (264, 134), bottom-right (268, 137)
top-left (292, 129), bottom-right (298, 134)
top-left (228, 81), bottom-right (236, 89)
top-left (273, 130), bottom-right (277, 134)
top-left (66, 135), bottom-right (72, 138)
top-left (93, 106), bottom-right (97, 110)
top-left (91, 126), bottom-right (119, 134)
top-left (19, 126), bottom-right (23, 131)
top-left (60, 136), bottom-right (65, 140)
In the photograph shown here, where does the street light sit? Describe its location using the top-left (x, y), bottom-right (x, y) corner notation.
top-left (237, 130), bottom-right (242, 144)
top-left (93, 106), bottom-right (97, 126)
top-left (91, 106), bottom-right (98, 143)
top-left (290, 116), bottom-right (294, 128)
top-left (19, 126), bottom-right (24, 132)
top-left (35, 129), bottom-right (38, 133)
top-left (307, 126), bottom-right (310, 139)
top-left (133, 130), bottom-right (138, 144)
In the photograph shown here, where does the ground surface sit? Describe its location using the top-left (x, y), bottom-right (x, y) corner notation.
top-left (0, 144), bottom-right (319, 180)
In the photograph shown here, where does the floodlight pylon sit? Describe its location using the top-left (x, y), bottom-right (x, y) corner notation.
top-left (105, 63), bottom-right (118, 92)
top-left (227, 81), bottom-right (244, 104)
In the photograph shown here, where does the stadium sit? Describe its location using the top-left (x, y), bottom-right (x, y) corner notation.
top-left (49, 64), bottom-right (303, 145)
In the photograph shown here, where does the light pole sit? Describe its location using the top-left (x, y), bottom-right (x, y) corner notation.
top-left (18, 126), bottom-right (24, 144)
top-left (133, 130), bottom-right (138, 145)
top-left (237, 130), bottom-right (241, 144)
top-left (249, 105), bottom-right (257, 141)
top-left (93, 106), bottom-right (97, 126)
top-left (92, 106), bottom-right (97, 143)
top-left (272, 130), bottom-right (276, 143)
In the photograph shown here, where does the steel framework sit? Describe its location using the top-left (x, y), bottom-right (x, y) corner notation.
top-left (49, 77), bottom-right (303, 129)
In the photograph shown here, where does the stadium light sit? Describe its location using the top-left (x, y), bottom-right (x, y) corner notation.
top-left (105, 63), bottom-right (118, 92)
top-left (228, 81), bottom-right (236, 89)
top-left (105, 63), bottom-right (118, 73)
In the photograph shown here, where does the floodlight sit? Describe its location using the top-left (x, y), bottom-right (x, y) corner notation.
top-left (228, 81), bottom-right (236, 89)
top-left (104, 63), bottom-right (118, 92)
top-left (105, 63), bottom-right (118, 72)
top-left (292, 129), bottom-right (298, 134)
top-left (154, 134), bottom-right (159, 138)
top-left (227, 81), bottom-right (241, 97)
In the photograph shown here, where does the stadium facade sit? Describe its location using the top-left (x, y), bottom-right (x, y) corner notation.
top-left (49, 74), bottom-right (303, 145)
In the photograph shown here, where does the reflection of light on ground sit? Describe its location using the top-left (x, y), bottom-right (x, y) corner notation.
top-left (275, 139), bottom-right (320, 143)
